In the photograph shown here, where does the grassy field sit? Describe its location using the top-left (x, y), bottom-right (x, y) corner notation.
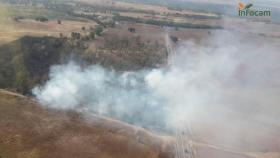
top-left (0, 89), bottom-right (169, 158)
top-left (0, 0), bottom-right (222, 45)
top-left (1, 1), bottom-right (280, 158)
top-left (1, 88), bottom-right (279, 158)
top-left (76, 0), bottom-right (218, 17)
top-left (0, 4), bottom-right (66, 19)
top-left (0, 4), bottom-right (98, 44)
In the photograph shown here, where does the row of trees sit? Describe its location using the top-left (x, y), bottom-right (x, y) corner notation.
top-left (62, 25), bottom-right (104, 49)
top-left (102, 35), bottom-right (163, 54)
top-left (113, 15), bottom-right (223, 29)
top-left (14, 16), bottom-right (49, 22)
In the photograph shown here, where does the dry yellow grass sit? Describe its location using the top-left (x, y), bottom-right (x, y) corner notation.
top-left (76, 0), bottom-right (217, 17)
top-left (0, 18), bottom-right (97, 44)
top-left (0, 4), bottom-right (98, 44)
top-left (1, 89), bottom-right (277, 158)
top-left (0, 89), bottom-right (171, 158)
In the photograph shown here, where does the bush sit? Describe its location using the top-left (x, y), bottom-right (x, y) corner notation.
top-left (14, 16), bottom-right (24, 22)
top-left (35, 17), bottom-right (49, 22)
top-left (170, 36), bottom-right (178, 43)
top-left (95, 26), bottom-right (103, 36)
top-left (71, 32), bottom-right (81, 39)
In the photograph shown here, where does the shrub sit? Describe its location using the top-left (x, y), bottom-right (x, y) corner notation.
top-left (14, 16), bottom-right (24, 22)
top-left (71, 32), bottom-right (81, 39)
top-left (170, 36), bottom-right (178, 43)
top-left (95, 26), bottom-right (103, 36)
top-left (35, 17), bottom-right (48, 22)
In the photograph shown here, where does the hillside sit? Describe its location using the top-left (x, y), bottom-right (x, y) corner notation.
top-left (0, 35), bottom-right (166, 94)
top-left (0, 1), bottom-right (280, 158)
top-left (0, 89), bottom-right (174, 158)
top-left (2, 89), bottom-right (278, 158)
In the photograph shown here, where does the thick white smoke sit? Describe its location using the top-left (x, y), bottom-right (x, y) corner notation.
top-left (32, 64), bottom-right (168, 129)
top-left (33, 30), bottom-right (280, 151)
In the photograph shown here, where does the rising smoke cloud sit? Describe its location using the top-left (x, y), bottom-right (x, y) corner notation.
top-left (32, 62), bottom-right (169, 129)
top-left (33, 30), bottom-right (280, 151)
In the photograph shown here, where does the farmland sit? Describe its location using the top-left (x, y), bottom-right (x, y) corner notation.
top-left (1, 0), bottom-right (280, 158)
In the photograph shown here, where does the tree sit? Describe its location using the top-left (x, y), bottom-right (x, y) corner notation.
top-left (128, 27), bottom-right (136, 33)
top-left (95, 26), bottom-right (103, 36)
top-left (35, 17), bottom-right (48, 22)
top-left (170, 36), bottom-right (178, 43)
top-left (71, 32), bottom-right (81, 39)
top-left (82, 26), bottom-right (86, 31)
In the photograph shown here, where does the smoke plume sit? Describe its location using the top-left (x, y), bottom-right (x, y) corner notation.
top-left (33, 30), bottom-right (280, 151)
